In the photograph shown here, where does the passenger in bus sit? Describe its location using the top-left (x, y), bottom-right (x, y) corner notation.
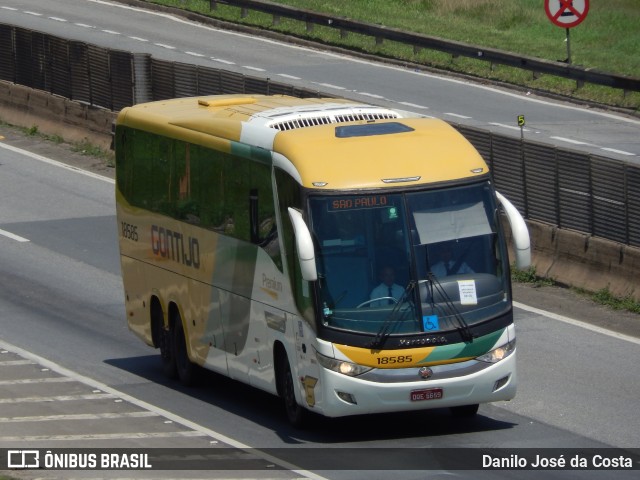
top-left (430, 244), bottom-right (474, 277)
top-left (369, 266), bottom-right (405, 307)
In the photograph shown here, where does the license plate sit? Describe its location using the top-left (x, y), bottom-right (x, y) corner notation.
top-left (410, 388), bottom-right (443, 402)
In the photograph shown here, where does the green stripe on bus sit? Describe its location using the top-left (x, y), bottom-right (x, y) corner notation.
top-left (419, 328), bottom-right (505, 363)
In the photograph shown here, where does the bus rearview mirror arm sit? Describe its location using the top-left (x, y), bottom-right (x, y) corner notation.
top-left (287, 207), bottom-right (318, 281)
top-left (496, 191), bottom-right (531, 270)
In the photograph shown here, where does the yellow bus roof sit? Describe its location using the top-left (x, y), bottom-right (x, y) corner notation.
top-left (117, 94), bottom-right (488, 189)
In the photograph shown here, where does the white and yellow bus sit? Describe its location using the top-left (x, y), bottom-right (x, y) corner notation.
top-left (115, 94), bottom-right (530, 426)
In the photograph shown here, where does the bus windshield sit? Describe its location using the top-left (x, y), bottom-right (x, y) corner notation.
top-left (308, 181), bottom-right (510, 336)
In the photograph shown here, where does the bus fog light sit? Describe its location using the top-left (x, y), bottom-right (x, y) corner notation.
top-left (493, 375), bottom-right (510, 392)
top-left (315, 351), bottom-right (372, 377)
top-left (476, 339), bottom-right (516, 363)
top-left (336, 391), bottom-right (357, 404)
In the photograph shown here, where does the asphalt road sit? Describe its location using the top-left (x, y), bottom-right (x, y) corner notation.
top-left (1, 0), bottom-right (639, 162)
top-left (0, 126), bottom-right (639, 480)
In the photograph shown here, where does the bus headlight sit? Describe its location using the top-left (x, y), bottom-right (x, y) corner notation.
top-left (315, 351), bottom-right (372, 377)
top-left (475, 339), bottom-right (516, 363)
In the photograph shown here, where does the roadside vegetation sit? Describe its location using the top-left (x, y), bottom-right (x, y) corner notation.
top-left (512, 265), bottom-right (640, 314)
top-left (144, 0), bottom-right (640, 111)
top-left (511, 265), bottom-right (554, 288)
top-left (16, 123), bottom-right (115, 167)
top-left (70, 138), bottom-right (115, 166)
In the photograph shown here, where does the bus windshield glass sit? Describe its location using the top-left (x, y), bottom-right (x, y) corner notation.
top-left (308, 181), bottom-right (509, 336)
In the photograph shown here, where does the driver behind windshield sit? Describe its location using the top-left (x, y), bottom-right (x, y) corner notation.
top-left (369, 266), bottom-right (405, 307)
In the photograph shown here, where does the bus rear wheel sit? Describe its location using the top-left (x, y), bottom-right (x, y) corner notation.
top-left (173, 312), bottom-right (196, 386)
top-left (152, 300), bottom-right (177, 379)
top-left (160, 327), bottom-right (177, 379)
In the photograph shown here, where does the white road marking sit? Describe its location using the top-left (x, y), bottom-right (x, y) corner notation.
top-left (87, 0), bottom-right (640, 129)
top-left (0, 393), bottom-right (116, 404)
top-left (0, 411), bottom-right (159, 423)
top-left (489, 122), bottom-right (529, 131)
top-left (358, 91), bottom-right (384, 99)
top-left (154, 42), bottom-right (176, 50)
top-left (243, 65), bottom-right (266, 72)
top-left (0, 228), bottom-right (29, 243)
top-left (0, 359), bottom-right (36, 366)
top-left (128, 36), bottom-right (148, 42)
top-left (24, 11), bottom-right (42, 16)
top-left (211, 57), bottom-right (235, 65)
top-left (514, 301), bottom-right (640, 345)
top-left (277, 73), bottom-right (301, 80)
top-left (398, 102), bottom-right (429, 110)
top-left (601, 147), bottom-right (636, 156)
top-left (0, 377), bottom-right (75, 385)
top-left (0, 338), bottom-right (329, 480)
top-left (101, 29), bottom-right (120, 35)
top-left (186, 51), bottom-right (205, 57)
top-left (75, 23), bottom-right (95, 28)
top-left (48, 17), bottom-right (67, 22)
top-left (0, 142), bottom-right (114, 184)
top-left (550, 135), bottom-right (592, 145)
top-left (2, 431), bottom-right (207, 442)
top-left (317, 83), bottom-right (346, 90)
top-left (445, 112), bottom-right (472, 119)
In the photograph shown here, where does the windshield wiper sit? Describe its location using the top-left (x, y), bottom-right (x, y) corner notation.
top-left (425, 272), bottom-right (474, 343)
top-left (368, 280), bottom-right (417, 350)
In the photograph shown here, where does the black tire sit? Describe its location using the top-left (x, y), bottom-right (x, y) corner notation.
top-left (278, 353), bottom-right (307, 427)
top-left (159, 325), bottom-right (178, 380)
top-left (153, 300), bottom-right (177, 379)
top-left (450, 404), bottom-right (479, 418)
top-left (173, 313), bottom-right (196, 386)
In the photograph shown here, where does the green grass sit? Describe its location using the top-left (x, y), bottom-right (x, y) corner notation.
top-left (143, 0), bottom-right (640, 110)
top-left (512, 265), bottom-right (640, 314)
top-left (71, 137), bottom-right (113, 162)
top-left (589, 287), bottom-right (640, 314)
top-left (511, 264), bottom-right (554, 288)
top-left (21, 125), bottom-right (65, 144)
top-left (1, 120), bottom-right (115, 168)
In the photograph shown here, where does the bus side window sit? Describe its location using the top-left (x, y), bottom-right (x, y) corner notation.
top-left (250, 189), bottom-right (278, 247)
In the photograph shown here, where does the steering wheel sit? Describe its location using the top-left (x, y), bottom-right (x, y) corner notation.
top-left (356, 297), bottom-right (398, 308)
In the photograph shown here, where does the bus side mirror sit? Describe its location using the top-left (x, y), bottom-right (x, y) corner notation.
top-left (287, 208), bottom-right (318, 281)
top-left (496, 191), bottom-right (531, 270)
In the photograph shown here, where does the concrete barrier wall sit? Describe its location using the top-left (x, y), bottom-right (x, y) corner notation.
top-left (526, 220), bottom-right (640, 300)
top-left (0, 82), bottom-right (115, 150)
top-left (3, 81), bottom-right (639, 301)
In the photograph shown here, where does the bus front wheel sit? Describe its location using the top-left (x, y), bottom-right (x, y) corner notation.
top-left (277, 352), bottom-right (306, 427)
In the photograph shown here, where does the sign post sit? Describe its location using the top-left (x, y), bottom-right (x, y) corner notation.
top-left (544, 0), bottom-right (590, 64)
top-left (517, 115), bottom-right (526, 141)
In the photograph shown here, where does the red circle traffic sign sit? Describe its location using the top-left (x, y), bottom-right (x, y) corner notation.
top-left (545, 0), bottom-right (589, 28)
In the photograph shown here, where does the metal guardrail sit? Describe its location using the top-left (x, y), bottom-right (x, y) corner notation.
top-left (1, 23), bottom-right (639, 248)
top-left (200, 0), bottom-right (640, 93)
